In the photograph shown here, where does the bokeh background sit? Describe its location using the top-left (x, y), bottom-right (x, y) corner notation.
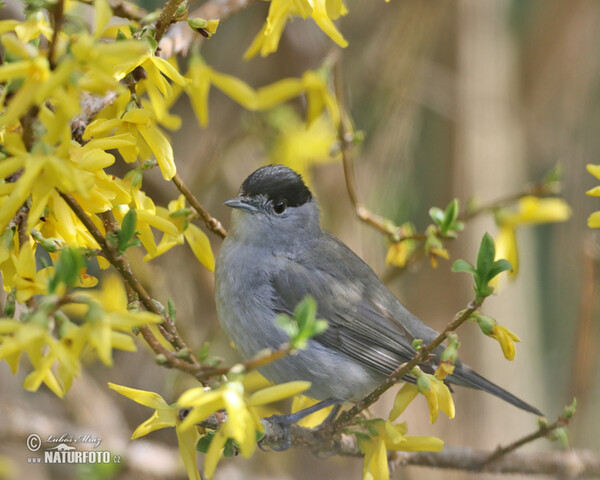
top-left (1, 0), bottom-right (599, 479)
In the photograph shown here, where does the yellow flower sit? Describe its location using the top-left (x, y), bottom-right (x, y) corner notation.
top-left (586, 164), bottom-right (600, 228)
top-left (14, 11), bottom-right (54, 42)
top-left (108, 383), bottom-right (201, 480)
top-left (185, 56), bottom-right (212, 126)
top-left (427, 246), bottom-right (449, 269)
top-left (129, 194), bottom-right (215, 271)
top-left (178, 379), bottom-right (309, 478)
top-left (0, 153), bottom-right (94, 233)
top-left (359, 435), bottom-right (388, 480)
top-left (495, 196), bottom-right (571, 278)
top-left (123, 109), bottom-right (177, 180)
top-left (0, 319), bottom-right (79, 397)
top-left (66, 275), bottom-right (162, 366)
top-left (358, 420), bottom-right (443, 480)
top-left (376, 420), bottom-right (443, 452)
top-left (14, 241), bottom-right (54, 303)
top-left (386, 242), bottom-right (409, 268)
top-left (184, 58), bottom-right (339, 129)
top-left (490, 323), bottom-right (521, 361)
top-left (93, 0), bottom-right (113, 39)
top-left (0, 56), bottom-right (50, 127)
top-left (269, 111), bottom-right (338, 183)
top-left (388, 383), bottom-right (419, 421)
top-left (416, 372), bottom-right (455, 424)
top-left (244, 0), bottom-right (348, 59)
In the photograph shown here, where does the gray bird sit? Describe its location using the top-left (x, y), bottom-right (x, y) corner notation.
top-left (215, 164), bottom-right (542, 422)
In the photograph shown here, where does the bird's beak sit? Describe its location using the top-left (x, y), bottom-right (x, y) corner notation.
top-left (224, 197), bottom-right (258, 213)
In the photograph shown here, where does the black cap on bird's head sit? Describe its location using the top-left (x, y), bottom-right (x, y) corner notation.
top-left (225, 165), bottom-right (313, 213)
top-left (240, 165), bottom-right (312, 206)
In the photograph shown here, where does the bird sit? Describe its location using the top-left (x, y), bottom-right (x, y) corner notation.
top-left (214, 164), bottom-right (542, 425)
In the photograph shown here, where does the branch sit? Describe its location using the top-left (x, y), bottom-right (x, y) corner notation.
top-left (197, 414), bottom-right (600, 477)
top-left (48, 0), bottom-right (65, 69)
top-left (172, 173), bottom-right (227, 238)
top-left (333, 299), bottom-right (481, 430)
top-left (196, 343), bottom-right (294, 378)
top-left (154, 0), bottom-right (187, 44)
top-left (78, 0), bottom-right (147, 22)
top-left (483, 414), bottom-right (573, 466)
top-left (390, 447), bottom-right (600, 477)
top-left (333, 61), bottom-right (403, 239)
top-left (58, 192), bottom-right (208, 380)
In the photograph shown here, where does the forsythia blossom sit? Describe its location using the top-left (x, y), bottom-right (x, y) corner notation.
top-left (586, 164), bottom-right (600, 228)
top-left (111, 379), bottom-right (311, 478)
top-left (495, 196), bottom-right (571, 278)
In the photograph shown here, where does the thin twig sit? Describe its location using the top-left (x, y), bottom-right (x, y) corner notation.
top-left (197, 343), bottom-right (294, 378)
top-left (196, 411), bottom-right (597, 477)
top-left (48, 0), bottom-right (65, 69)
top-left (332, 299), bottom-right (482, 431)
top-left (172, 173), bottom-right (227, 238)
top-left (482, 414), bottom-right (573, 467)
top-left (76, 0), bottom-right (148, 22)
top-left (154, 0), bottom-right (186, 44)
top-left (333, 60), bottom-right (405, 240)
top-left (58, 192), bottom-right (205, 375)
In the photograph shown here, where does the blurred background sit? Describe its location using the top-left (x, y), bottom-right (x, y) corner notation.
top-left (1, 0), bottom-right (599, 479)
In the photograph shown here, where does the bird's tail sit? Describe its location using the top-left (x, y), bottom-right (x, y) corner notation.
top-left (449, 364), bottom-right (543, 416)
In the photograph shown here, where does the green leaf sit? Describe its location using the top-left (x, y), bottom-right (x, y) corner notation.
top-left (125, 167), bottom-right (143, 188)
top-left (48, 247), bottom-right (85, 293)
top-left (441, 199), bottom-right (459, 233)
top-left (118, 209), bottom-right (138, 253)
top-left (167, 298), bottom-right (176, 322)
top-left (223, 438), bottom-right (236, 458)
top-left (197, 341), bottom-right (210, 362)
top-left (4, 289), bottom-right (15, 318)
top-left (275, 314), bottom-right (297, 338)
top-left (487, 259), bottom-right (513, 281)
top-left (170, 208), bottom-right (193, 219)
top-left (276, 296), bottom-right (327, 349)
top-left (294, 295), bottom-right (317, 332)
top-left (450, 220), bottom-right (465, 232)
top-left (196, 432), bottom-right (215, 453)
top-left (451, 259), bottom-right (476, 274)
top-left (476, 233), bottom-right (496, 280)
top-left (428, 207), bottom-right (444, 226)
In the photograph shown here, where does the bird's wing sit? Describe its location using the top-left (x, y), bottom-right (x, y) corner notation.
top-left (269, 234), bottom-right (440, 376)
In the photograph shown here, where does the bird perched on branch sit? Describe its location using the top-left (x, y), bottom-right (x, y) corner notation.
top-left (215, 164), bottom-right (542, 426)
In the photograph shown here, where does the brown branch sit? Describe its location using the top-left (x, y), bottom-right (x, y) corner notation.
top-left (58, 192), bottom-right (208, 379)
top-left (333, 60), bottom-right (405, 241)
top-left (196, 412), bottom-right (598, 477)
top-left (172, 173), bottom-right (227, 238)
top-left (76, 0), bottom-right (147, 22)
top-left (154, 0), bottom-right (186, 44)
top-left (197, 343), bottom-right (294, 378)
top-left (332, 299), bottom-right (481, 431)
top-left (482, 415), bottom-right (573, 467)
top-left (48, 0), bottom-right (65, 69)
top-left (390, 447), bottom-right (600, 477)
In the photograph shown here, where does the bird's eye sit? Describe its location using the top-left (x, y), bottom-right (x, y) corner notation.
top-left (273, 200), bottom-right (287, 214)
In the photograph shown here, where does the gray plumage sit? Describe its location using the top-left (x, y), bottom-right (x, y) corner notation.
top-left (215, 165), bottom-right (541, 415)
